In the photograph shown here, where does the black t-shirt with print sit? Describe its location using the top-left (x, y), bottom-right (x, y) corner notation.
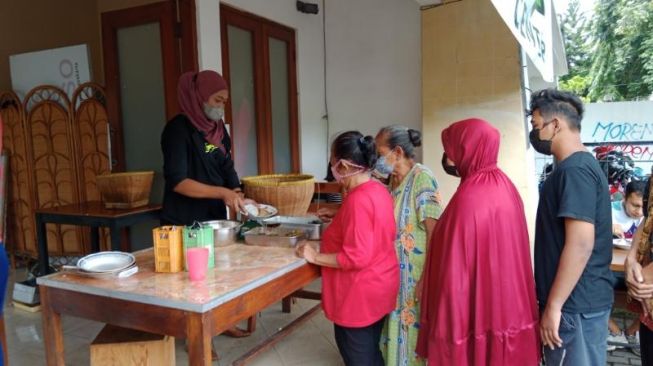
top-left (534, 151), bottom-right (614, 313)
top-left (160, 114), bottom-right (240, 225)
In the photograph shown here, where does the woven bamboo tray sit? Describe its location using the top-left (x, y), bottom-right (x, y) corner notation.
top-left (241, 174), bottom-right (315, 216)
top-left (96, 171), bottom-right (154, 209)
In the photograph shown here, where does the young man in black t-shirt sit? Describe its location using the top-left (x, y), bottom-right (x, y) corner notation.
top-left (529, 89), bottom-right (614, 365)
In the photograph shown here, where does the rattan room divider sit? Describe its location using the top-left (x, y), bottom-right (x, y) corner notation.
top-left (0, 83), bottom-right (111, 259)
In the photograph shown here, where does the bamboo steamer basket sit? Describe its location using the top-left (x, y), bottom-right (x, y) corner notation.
top-left (241, 174), bottom-right (315, 216)
top-left (96, 171), bottom-right (154, 209)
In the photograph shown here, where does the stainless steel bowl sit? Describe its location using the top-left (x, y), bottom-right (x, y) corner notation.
top-left (202, 220), bottom-right (243, 247)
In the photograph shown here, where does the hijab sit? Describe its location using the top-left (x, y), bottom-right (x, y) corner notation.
top-left (441, 118), bottom-right (499, 179)
top-left (416, 118), bottom-right (539, 363)
top-left (177, 70), bottom-right (228, 148)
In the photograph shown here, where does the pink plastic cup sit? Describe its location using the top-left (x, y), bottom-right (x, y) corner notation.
top-left (186, 247), bottom-right (209, 281)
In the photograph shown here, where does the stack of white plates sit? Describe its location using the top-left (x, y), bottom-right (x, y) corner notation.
top-left (63, 252), bottom-right (138, 278)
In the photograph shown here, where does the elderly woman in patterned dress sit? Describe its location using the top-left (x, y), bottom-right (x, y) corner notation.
top-left (374, 126), bottom-right (443, 366)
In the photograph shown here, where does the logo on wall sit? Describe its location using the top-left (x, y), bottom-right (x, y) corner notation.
top-left (9, 44), bottom-right (91, 99)
top-left (514, 0), bottom-right (546, 61)
top-left (491, 0), bottom-right (555, 81)
top-left (58, 58), bottom-right (82, 96)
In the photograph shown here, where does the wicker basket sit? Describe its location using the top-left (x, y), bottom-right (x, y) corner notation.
top-left (96, 171), bottom-right (154, 209)
top-left (241, 174), bottom-right (315, 216)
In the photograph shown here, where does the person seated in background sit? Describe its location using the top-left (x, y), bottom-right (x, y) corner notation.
top-left (613, 181), bottom-right (645, 239)
top-left (609, 180), bottom-right (646, 353)
top-left (324, 162), bottom-right (343, 204)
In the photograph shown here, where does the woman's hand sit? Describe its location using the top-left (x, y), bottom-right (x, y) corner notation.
top-left (219, 187), bottom-right (245, 214)
top-left (317, 208), bottom-right (337, 223)
top-left (295, 242), bottom-right (318, 263)
top-left (626, 255), bottom-right (653, 301)
top-left (243, 198), bottom-right (257, 206)
top-left (241, 198), bottom-right (258, 213)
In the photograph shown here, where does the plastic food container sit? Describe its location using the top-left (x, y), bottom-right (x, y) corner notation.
top-left (261, 216), bottom-right (323, 240)
top-left (242, 227), bottom-right (304, 247)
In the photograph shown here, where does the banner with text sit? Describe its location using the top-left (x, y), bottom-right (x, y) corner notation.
top-left (582, 101), bottom-right (653, 144)
top-left (583, 101), bottom-right (653, 175)
top-left (491, 0), bottom-right (555, 81)
top-left (9, 44), bottom-right (91, 99)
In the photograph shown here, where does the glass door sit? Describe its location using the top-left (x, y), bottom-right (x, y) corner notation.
top-left (267, 29), bottom-right (298, 174)
top-left (226, 23), bottom-right (260, 177)
top-left (221, 5), bottom-right (299, 175)
top-left (101, 1), bottom-right (196, 249)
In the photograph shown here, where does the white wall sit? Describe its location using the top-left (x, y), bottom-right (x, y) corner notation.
top-left (196, 0), bottom-right (422, 179)
top-left (325, 0), bottom-right (422, 159)
top-left (526, 57), bottom-right (556, 94)
top-left (421, 0), bottom-right (540, 243)
top-left (196, 0), bottom-right (223, 73)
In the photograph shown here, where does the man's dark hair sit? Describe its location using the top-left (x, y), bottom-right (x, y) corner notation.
top-left (625, 180), bottom-right (646, 200)
top-left (527, 88), bottom-right (585, 131)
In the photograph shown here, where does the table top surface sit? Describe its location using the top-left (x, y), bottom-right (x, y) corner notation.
top-left (35, 201), bottom-right (162, 218)
top-left (37, 244), bottom-right (311, 312)
top-left (612, 247), bottom-right (629, 273)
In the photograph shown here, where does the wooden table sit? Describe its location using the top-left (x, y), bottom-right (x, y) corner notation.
top-left (612, 247), bottom-right (629, 273)
top-left (37, 245), bottom-right (321, 366)
top-left (35, 201), bottom-right (161, 275)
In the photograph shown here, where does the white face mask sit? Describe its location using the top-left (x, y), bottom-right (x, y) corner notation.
top-left (203, 103), bottom-right (224, 121)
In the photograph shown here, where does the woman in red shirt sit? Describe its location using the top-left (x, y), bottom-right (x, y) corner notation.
top-left (297, 131), bottom-right (399, 365)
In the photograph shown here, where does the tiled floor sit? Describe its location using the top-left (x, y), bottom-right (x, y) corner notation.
top-left (3, 268), bottom-right (344, 366)
top-left (607, 310), bottom-right (642, 366)
top-left (2, 267), bottom-right (645, 366)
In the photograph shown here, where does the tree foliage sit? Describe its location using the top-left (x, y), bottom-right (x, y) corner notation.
top-left (559, 0), bottom-right (653, 101)
top-left (559, 0), bottom-right (592, 100)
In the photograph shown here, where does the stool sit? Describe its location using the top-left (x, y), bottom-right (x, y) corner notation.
top-left (90, 324), bottom-right (175, 366)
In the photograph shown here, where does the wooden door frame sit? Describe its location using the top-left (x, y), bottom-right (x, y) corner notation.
top-left (101, 0), bottom-right (197, 172)
top-left (178, 0), bottom-right (199, 73)
top-left (220, 4), bottom-right (300, 174)
top-left (220, 7), bottom-right (269, 173)
top-left (264, 25), bottom-right (300, 173)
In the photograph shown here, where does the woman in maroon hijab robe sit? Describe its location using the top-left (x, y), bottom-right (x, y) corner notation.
top-left (416, 118), bottom-right (540, 365)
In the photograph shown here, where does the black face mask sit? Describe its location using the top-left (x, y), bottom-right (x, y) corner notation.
top-left (529, 125), bottom-right (554, 156)
top-left (441, 153), bottom-right (460, 177)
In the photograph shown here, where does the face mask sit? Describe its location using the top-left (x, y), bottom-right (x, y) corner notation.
top-left (441, 153), bottom-right (460, 177)
top-left (529, 127), bottom-right (553, 156)
top-left (331, 160), bottom-right (365, 183)
top-left (374, 153), bottom-right (395, 176)
top-left (203, 103), bottom-right (224, 121)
